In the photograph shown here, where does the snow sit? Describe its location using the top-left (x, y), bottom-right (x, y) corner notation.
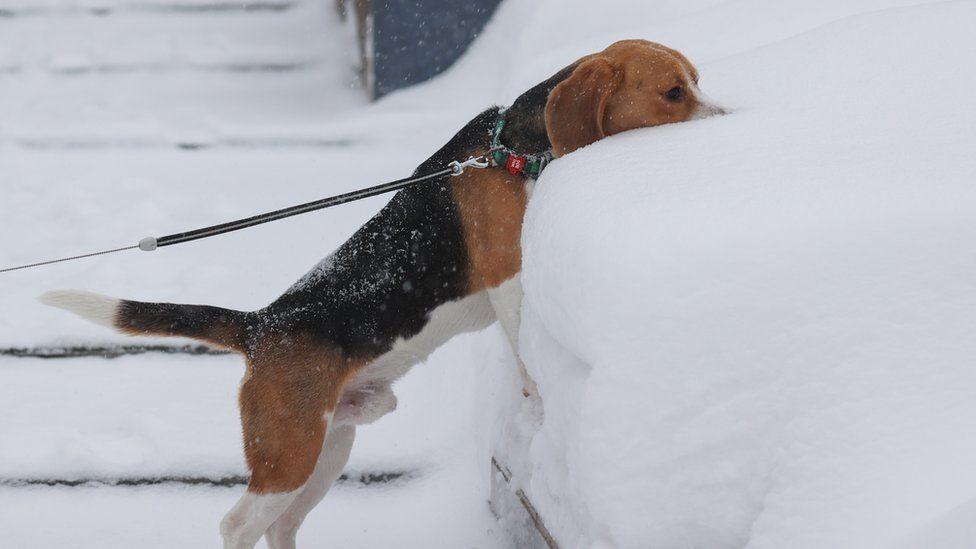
top-left (0, 0), bottom-right (362, 137)
top-left (0, 2), bottom-right (504, 547)
top-left (476, 1), bottom-right (976, 548)
top-left (0, 479), bottom-right (502, 548)
top-left (0, 330), bottom-right (504, 548)
top-left (3, 0), bottom-right (976, 547)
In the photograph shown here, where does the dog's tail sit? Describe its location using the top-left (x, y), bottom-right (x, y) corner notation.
top-left (39, 290), bottom-right (251, 353)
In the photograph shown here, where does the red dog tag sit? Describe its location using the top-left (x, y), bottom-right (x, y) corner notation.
top-left (506, 154), bottom-right (526, 175)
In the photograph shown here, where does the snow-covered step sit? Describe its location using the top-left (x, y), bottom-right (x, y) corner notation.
top-left (0, 342), bottom-right (227, 359)
top-left (0, 352), bottom-right (249, 481)
top-left (0, 481), bottom-right (506, 548)
top-left (0, 329), bottom-right (485, 482)
top-left (12, 134), bottom-right (354, 150)
top-left (0, 0), bottom-right (298, 18)
top-left (0, 2), bottom-right (339, 73)
top-left (0, 0), bottom-right (362, 137)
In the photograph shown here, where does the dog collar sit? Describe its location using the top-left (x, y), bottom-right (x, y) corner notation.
top-left (489, 107), bottom-right (553, 178)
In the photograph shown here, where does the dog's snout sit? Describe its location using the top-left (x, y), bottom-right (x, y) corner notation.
top-left (692, 93), bottom-right (728, 120)
top-left (702, 102), bottom-right (728, 117)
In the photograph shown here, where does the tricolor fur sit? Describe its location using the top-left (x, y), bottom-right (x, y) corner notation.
top-left (40, 40), bottom-right (723, 548)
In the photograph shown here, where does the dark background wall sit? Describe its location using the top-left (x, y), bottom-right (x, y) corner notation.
top-left (372, 0), bottom-right (503, 98)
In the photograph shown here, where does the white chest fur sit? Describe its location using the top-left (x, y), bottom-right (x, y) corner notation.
top-left (350, 290), bottom-right (496, 390)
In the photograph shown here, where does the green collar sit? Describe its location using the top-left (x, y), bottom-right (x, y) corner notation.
top-left (489, 107), bottom-right (553, 178)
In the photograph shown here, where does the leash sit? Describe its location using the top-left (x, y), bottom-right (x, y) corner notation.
top-left (0, 155), bottom-right (490, 274)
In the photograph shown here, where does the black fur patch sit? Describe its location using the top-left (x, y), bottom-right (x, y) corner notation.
top-left (253, 64), bottom-right (577, 358)
top-left (117, 300), bottom-right (249, 351)
top-left (260, 109), bottom-right (498, 357)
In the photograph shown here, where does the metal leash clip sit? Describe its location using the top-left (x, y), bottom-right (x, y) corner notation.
top-left (448, 155), bottom-right (491, 176)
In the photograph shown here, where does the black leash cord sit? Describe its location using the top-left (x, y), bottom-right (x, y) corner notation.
top-left (0, 155), bottom-right (490, 274)
top-left (155, 166), bottom-right (454, 248)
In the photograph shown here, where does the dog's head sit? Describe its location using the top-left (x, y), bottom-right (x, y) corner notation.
top-left (545, 39), bottom-right (724, 157)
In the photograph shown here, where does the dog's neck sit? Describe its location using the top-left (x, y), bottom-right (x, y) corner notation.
top-left (496, 64), bottom-right (578, 154)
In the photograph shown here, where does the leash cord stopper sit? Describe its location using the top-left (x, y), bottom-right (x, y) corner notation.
top-left (138, 237), bottom-right (158, 252)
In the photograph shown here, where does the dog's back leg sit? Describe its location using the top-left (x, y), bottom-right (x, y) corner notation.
top-left (264, 381), bottom-right (399, 547)
top-left (221, 375), bottom-right (326, 549)
top-left (264, 424), bottom-right (356, 549)
top-left (221, 482), bottom-right (303, 549)
top-left (221, 340), bottom-right (362, 549)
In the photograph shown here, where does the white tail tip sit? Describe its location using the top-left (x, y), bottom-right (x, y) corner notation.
top-left (39, 290), bottom-right (120, 329)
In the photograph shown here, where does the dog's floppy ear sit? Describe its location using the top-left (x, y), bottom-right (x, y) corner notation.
top-left (545, 57), bottom-right (622, 157)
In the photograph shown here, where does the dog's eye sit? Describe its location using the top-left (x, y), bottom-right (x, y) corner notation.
top-left (665, 86), bottom-right (683, 101)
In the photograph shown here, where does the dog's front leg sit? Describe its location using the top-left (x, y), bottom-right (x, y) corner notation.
top-left (487, 274), bottom-right (539, 399)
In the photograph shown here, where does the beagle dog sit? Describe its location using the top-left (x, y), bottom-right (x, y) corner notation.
top-left (41, 39), bottom-right (723, 548)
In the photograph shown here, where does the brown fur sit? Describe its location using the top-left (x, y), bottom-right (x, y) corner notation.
top-left (545, 57), bottom-right (623, 157)
top-left (240, 332), bottom-right (365, 493)
top-left (452, 165), bottom-right (528, 291)
top-left (547, 39), bottom-right (705, 157)
top-left (457, 39), bottom-right (708, 294)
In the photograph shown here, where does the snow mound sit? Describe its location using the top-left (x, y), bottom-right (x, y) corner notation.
top-left (505, 2), bottom-right (976, 548)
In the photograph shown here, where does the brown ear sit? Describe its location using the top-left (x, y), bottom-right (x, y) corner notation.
top-left (545, 57), bottom-right (622, 157)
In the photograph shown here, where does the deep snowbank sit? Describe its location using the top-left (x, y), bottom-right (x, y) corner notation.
top-left (4, 0), bottom-right (975, 546)
top-left (506, 2), bottom-right (976, 548)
